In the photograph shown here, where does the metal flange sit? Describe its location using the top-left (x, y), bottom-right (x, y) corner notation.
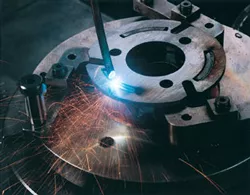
top-left (87, 20), bottom-right (226, 105)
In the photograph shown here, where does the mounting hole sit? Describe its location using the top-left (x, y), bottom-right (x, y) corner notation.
top-left (179, 37), bottom-right (192, 45)
top-left (99, 137), bottom-right (115, 148)
top-left (205, 23), bottom-right (214, 29)
top-left (181, 0), bottom-right (191, 6)
top-left (126, 41), bottom-right (185, 76)
top-left (182, 2), bottom-right (190, 6)
top-left (181, 114), bottom-right (192, 121)
top-left (235, 33), bottom-right (242, 39)
top-left (68, 54), bottom-right (77, 60)
top-left (110, 48), bottom-right (122, 56)
top-left (160, 80), bottom-right (173, 88)
top-left (219, 96), bottom-right (227, 103)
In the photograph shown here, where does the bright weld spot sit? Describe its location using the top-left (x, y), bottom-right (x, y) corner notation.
top-left (108, 71), bottom-right (116, 80)
top-left (109, 77), bottom-right (122, 92)
top-left (108, 72), bottom-right (137, 94)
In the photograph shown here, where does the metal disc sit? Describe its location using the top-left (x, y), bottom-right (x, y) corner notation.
top-left (3, 17), bottom-right (250, 190)
top-left (87, 20), bottom-right (226, 105)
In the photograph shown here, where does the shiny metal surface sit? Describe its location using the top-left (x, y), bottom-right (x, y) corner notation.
top-left (2, 1), bottom-right (250, 194)
top-left (87, 19), bottom-right (225, 105)
top-left (133, 0), bottom-right (224, 42)
top-left (11, 17), bottom-right (247, 186)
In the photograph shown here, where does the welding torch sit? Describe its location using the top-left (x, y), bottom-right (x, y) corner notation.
top-left (90, 0), bottom-right (115, 79)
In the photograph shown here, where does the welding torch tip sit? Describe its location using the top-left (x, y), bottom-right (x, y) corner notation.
top-left (108, 70), bottom-right (116, 80)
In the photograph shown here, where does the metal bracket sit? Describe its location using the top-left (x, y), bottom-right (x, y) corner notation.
top-left (133, 0), bottom-right (224, 44)
top-left (46, 64), bottom-right (74, 88)
top-left (171, 1), bottom-right (201, 22)
top-left (166, 97), bottom-right (240, 148)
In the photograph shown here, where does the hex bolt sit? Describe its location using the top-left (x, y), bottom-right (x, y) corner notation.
top-left (19, 74), bottom-right (47, 132)
top-left (214, 96), bottom-right (231, 113)
top-left (52, 63), bottom-right (68, 79)
top-left (180, 0), bottom-right (193, 16)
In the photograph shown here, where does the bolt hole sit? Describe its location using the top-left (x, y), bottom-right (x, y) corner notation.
top-left (110, 49), bottom-right (122, 56)
top-left (205, 23), bottom-right (214, 29)
top-left (179, 37), bottom-right (191, 45)
top-left (219, 97), bottom-right (226, 102)
top-left (160, 80), bottom-right (173, 88)
top-left (68, 54), bottom-right (77, 60)
top-left (182, 2), bottom-right (190, 6)
top-left (181, 114), bottom-right (192, 121)
top-left (99, 137), bottom-right (115, 148)
top-left (235, 33), bottom-right (242, 39)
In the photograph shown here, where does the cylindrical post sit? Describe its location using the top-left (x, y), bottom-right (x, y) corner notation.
top-left (19, 74), bottom-right (47, 132)
top-left (180, 0), bottom-right (193, 16)
top-left (90, 0), bottom-right (115, 78)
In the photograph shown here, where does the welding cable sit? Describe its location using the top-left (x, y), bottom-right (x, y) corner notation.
top-left (89, 0), bottom-right (115, 79)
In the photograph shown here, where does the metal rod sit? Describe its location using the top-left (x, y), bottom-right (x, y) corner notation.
top-left (90, 0), bottom-right (114, 77)
top-left (19, 74), bottom-right (47, 132)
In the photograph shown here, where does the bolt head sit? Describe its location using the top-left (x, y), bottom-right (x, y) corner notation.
top-left (19, 74), bottom-right (43, 96)
top-left (180, 0), bottom-right (193, 16)
top-left (214, 96), bottom-right (231, 113)
top-left (52, 63), bottom-right (68, 78)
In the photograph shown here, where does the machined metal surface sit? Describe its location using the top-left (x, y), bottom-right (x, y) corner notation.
top-left (87, 19), bottom-right (226, 105)
top-left (3, 11), bottom-right (250, 195)
top-left (133, 0), bottom-right (224, 43)
top-left (3, 16), bottom-right (246, 186)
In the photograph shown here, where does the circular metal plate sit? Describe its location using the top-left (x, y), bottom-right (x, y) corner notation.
top-left (4, 17), bottom-right (250, 189)
top-left (87, 20), bottom-right (226, 105)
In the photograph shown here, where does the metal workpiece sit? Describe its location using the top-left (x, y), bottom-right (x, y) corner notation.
top-left (4, 3), bottom-right (250, 194)
top-left (46, 64), bottom-right (74, 87)
top-left (19, 74), bottom-right (47, 132)
top-left (166, 111), bottom-right (241, 149)
top-left (141, 0), bottom-right (154, 6)
top-left (133, 0), bottom-right (224, 44)
top-left (52, 63), bottom-right (68, 78)
top-left (166, 97), bottom-right (240, 147)
top-left (171, 1), bottom-right (201, 22)
top-left (134, 0), bottom-right (174, 19)
top-left (207, 97), bottom-right (239, 120)
top-left (88, 19), bottom-right (225, 105)
top-left (179, 1), bottom-right (193, 16)
top-left (214, 96), bottom-right (231, 113)
top-left (8, 16), bottom-right (245, 188)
